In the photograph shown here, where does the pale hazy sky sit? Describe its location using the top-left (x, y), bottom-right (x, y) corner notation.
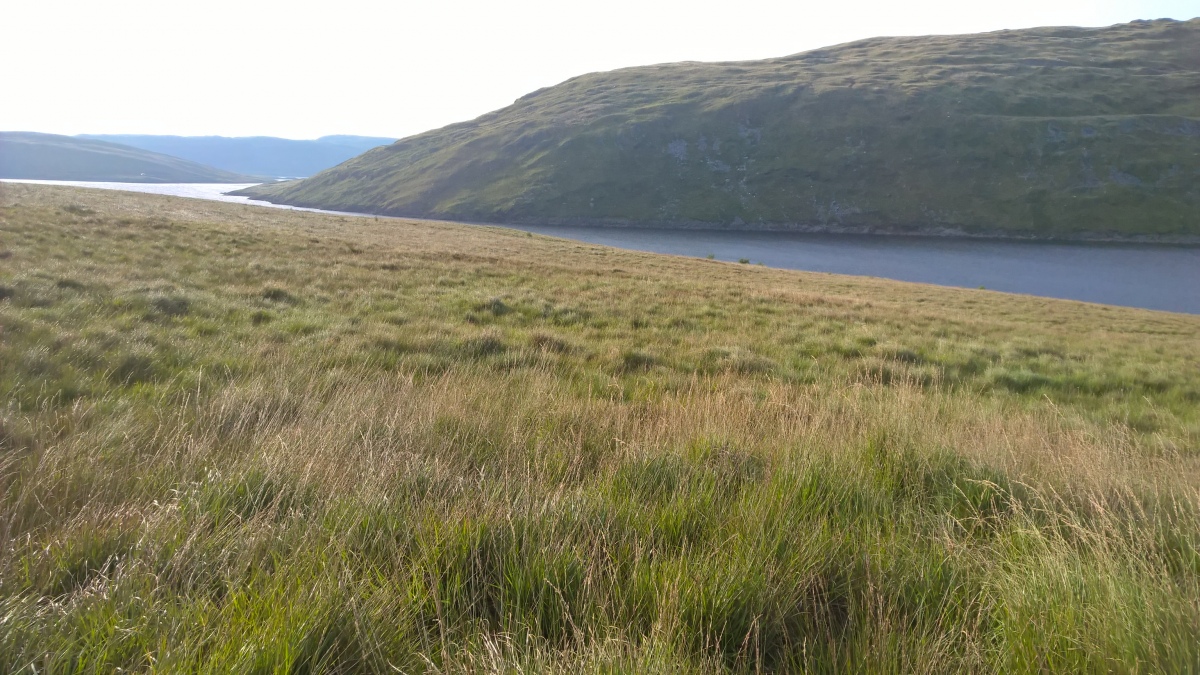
top-left (3, 0), bottom-right (1196, 140)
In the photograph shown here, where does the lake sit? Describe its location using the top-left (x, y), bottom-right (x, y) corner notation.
top-left (4, 179), bottom-right (1198, 314)
top-left (511, 225), bottom-right (1200, 315)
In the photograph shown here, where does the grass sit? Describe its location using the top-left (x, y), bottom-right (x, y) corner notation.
top-left (1, 183), bottom-right (1199, 672)
top-left (241, 19), bottom-right (1200, 240)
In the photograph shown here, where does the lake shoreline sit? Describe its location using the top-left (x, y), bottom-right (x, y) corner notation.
top-left (5, 181), bottom-right (1197, 313)
top-left (232, 189), bottom-right (1200, 247)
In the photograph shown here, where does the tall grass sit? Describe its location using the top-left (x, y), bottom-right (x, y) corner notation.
top-left (1, 184), bottom-right (1198, 672)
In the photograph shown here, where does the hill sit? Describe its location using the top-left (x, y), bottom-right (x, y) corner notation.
top-left (78, 134), bottom-right (396, 178)
top-left (238, 19), bottom-right (1200, 240)
top-left (0, 132), bottom-right (261, 183)
top-left (2, 183), bottom-right (1199, 670)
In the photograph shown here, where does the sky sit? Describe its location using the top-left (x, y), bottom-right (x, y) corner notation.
top-left (3, 0), bottom-right (1197, 141)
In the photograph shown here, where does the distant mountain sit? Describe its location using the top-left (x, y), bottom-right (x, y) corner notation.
top-left (0, 132), bottom-right (261, 183)
top-left (78, 134), bottom-right (396, 178)
top-left (238, 19), bottom-right (1200, 240)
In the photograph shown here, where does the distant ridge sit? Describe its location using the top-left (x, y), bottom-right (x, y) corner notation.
top-left (238, 19), bottom-right (1200, 240)
top-left (0, 132), bottom-right (261, 183)
top-left (79, 134), bottom-right (396, 178)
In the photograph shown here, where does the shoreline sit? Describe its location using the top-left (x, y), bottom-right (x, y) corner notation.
top-left (232, 189), bottom-right (1200, 247)
top-left (7, 181), bottom-right (1199, 314)
top-left (8, 178), bottom-right (1198, 246)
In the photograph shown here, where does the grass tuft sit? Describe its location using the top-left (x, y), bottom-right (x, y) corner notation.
top-left (1, 184), bottom-right (1198, 671)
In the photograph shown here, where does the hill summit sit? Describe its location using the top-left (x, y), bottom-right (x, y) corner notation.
top-left (239, 19), bottom-right (1200, 239)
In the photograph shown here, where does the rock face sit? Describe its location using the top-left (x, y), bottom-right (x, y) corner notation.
top-left (240, 19), bottom-right (1200, 239)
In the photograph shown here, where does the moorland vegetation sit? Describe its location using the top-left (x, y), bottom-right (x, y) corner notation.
top-left (241, 19), bottom-right (1200, 241)
top-left (1, 184), bottom-right (1199, 671)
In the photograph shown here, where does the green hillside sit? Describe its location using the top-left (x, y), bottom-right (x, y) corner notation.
top-left (239, 19), bottom-right (1200, 240)
top-left (0, 132), bottom-right (261, 183)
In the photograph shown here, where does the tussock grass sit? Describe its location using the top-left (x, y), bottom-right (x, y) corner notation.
top-left (1, 184), bottom-right (1199, 672)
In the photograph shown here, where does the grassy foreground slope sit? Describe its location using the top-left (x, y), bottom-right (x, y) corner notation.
top-left (0, 132), bottom-right (261, 183)
top-left (240, 19), bottom-right (1200, 240)
top-left (2, 183), bottom-right (1200, 672)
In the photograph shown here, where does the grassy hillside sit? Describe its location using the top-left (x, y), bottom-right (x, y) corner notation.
top-left (240, 19), bottom-right (1200, 240)
top-left (79, 134), bottom-right (396, 178)
top-left (2, 183), bottom-right (1200, 671)
top-left (0, 132), bottom-right (261, 183)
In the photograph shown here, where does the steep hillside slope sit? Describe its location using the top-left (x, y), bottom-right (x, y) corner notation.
top-left (240, 19), bottom-right (1200, 239)
top-left (79, 134), bottom-right (395, 178)
top-left (0, 132), bottom-right (260, 183)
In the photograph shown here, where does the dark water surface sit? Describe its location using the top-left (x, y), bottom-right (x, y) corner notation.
top-left (5, 180), bottom-right (1197, 314)
top-left (504, 226), bottom-right (1200, 315)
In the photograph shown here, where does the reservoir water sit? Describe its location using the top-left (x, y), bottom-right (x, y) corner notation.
top-left (512, 225), bottom-right (1200, 315)
top-left (4, 179), bottom-right (1198, 314)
